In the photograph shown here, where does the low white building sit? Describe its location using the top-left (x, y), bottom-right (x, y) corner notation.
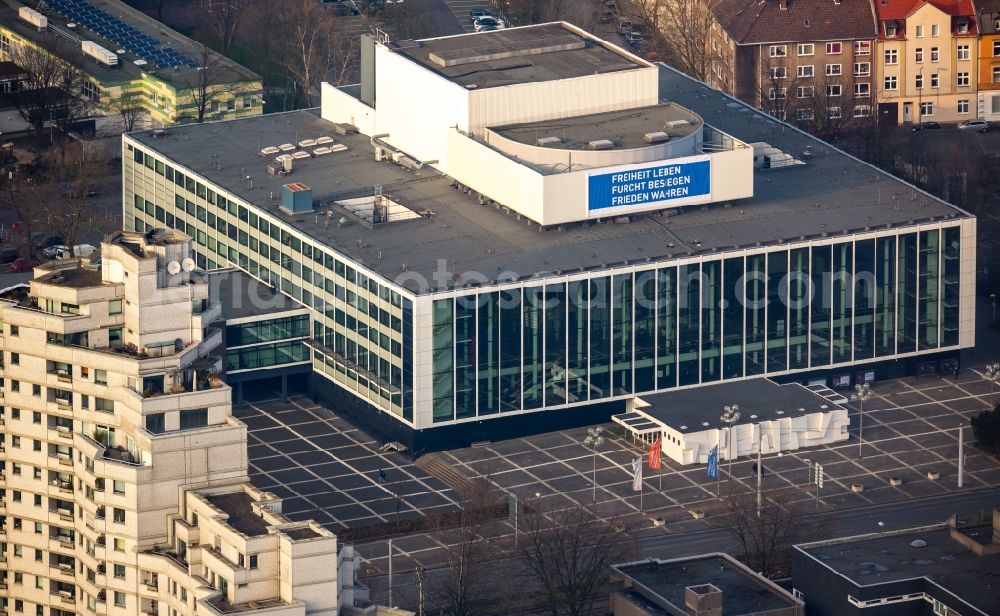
top-left (615, 379), bottom-right (850, 465)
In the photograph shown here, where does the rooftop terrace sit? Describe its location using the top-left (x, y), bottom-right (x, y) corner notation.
top-left (129, 65), bottom-right (968, 294)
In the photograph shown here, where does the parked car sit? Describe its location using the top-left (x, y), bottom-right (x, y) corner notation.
top-left (911, 121), bottom-right (941, 133)
top-left (470, 8), bottom-right (492, 21)
top-left (617, 19), bottom-right (633, 34)
top-left (0, 248), bottom-right (19, 264)
top-left (41, 244), bottom-right (69, 259)
top-left (958, 118), bottom-right (989, 132)
top-left (10, 257), bottom-right (38, 273)
top-left (56, 244), bottom-right (96, 260)
top-left (624, 31), bottom-right (644, 45)
top-left (473, 16), bottom-right (503, 31)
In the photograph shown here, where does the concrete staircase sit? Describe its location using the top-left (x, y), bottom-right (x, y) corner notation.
top-left (415, 453), bottom-right (487, 503)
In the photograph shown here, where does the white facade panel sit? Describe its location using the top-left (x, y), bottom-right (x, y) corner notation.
top-left (959, 216), bottom-right (977, 349)
top-left (466, 67), bottom-right (659, 136)
top-left (373, 44), bottom-right (469, 168)
top-left (320, 82), bottom-right (376, 135)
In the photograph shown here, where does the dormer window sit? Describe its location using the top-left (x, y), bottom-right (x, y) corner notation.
top-left (884, 22), bottom-right (897, 37)
top-left (957, 20), bottom-right (969, 34)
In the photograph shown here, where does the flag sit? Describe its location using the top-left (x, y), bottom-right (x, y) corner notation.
top-left (707, 445), bottom-right (719, 479)
top-left (631, 457), bottom-right (643, 492)
top-left (648, 436), bottom-right (662, 471)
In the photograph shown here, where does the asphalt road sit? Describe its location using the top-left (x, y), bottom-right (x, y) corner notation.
top-left (409, 0), bottom-right (465, 36)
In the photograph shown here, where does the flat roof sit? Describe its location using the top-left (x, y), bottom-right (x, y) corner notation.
top-left (209, 269), bottom-right (307, 322)
top-left (206, 492), bottom-right (270, 537)
top-left (129, 65), bottom-right (968, 294)
top-left (491, 102), bottom-right (702, 151)
top-left (0, 0), bottom-right (258, 88)
top-left (798, 526), bottom-right (1000, 615)
top-left (394, 23), bottom-right (646, 89)
top-left (636, 379), bottom-right (841, 433)
top-left (615, 555), bottom-right (799, 614)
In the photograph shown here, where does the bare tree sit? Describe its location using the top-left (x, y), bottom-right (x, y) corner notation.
top-left (204, 0), bottom-right (254, 55)
top-left (503, 0), bottom-right (597, 29)
top-left (721, 489), bottom-right (821, 578)
top-left (2, 39), bottom-right (94, 141)
top-left (0, 142), bottom-right (102, 259)
top-left (518, 505), bottom-right (634, 616)
top-left (635, 0), bottom-right (723, 83)
top-left (112, 84), bottom-right (145, 133)
top-left (182, 44), bottom-right (232, 123)
top-left (756, 55), bottom-right (800, 122)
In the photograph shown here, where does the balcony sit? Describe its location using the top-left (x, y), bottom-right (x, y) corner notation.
top-left (49, 399), bottom-right (73, 415)
top-left (48, 369), bottom-right (73, 384)
top-left (49, 424), bottom-right (74, 440)
top-left (49, 453), bottom-right (74, 468)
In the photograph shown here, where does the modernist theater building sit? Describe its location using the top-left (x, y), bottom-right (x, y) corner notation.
top-left (121, 23), bottom-right (975, 451)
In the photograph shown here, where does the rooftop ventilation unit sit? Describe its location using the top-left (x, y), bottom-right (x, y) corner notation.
top-left (82, 41), bottom-right (118, 66)
top-left (19, 7), bottom-right (47, 30)
top-left (536, 136), bottom-right (562, 147)
top-left (333, 124), bottom-right (357, 136)
top-left (586, 139), bottom-right (615, 150)
top-left (643, 131), bottom-right (669, 143)
top-left (280, 183), bottom-right (313, 214)
top-left (664, 120), bottom-right (691, 129)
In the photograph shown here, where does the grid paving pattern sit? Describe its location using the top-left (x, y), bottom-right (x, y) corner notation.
top-left (235, 398), bottom-right (460, 530)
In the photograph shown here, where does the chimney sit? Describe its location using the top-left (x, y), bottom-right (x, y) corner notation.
top-left (779, 0), bottom-right (788, 9)
top-left (685, 584), bottom-right (724, 616)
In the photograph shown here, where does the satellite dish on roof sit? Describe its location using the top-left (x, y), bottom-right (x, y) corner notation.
top-left (166, 260), bottom-right (181, 275)
top-left (181, 258), bottom-right (196, 272)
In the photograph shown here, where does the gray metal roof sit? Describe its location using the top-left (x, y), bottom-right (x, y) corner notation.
top-left (129, 65), bottom-right (968, 295)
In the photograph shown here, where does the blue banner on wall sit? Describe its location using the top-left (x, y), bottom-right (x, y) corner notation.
top-left (587, 158), bottom-right (711, 214)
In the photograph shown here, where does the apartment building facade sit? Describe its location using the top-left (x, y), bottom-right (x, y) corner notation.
top-left (874, 0), bottom-right (979, 124)
top-left (709, 0), bottom-right (879, 133)
top-left (0, 230), bottom-right (341, 616)
top-left (976, 0), bottom-right (1000, 119)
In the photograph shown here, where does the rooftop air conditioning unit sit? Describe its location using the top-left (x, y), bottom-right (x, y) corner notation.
top-left (82, 41), bottom-right (118, 66)
top-left (587, 139), bottom-right (615, 150)
top-left (536, 136), bottom-right (562, 147)
top-left (643, 131), bottom-right (669, 143)
top-left (19, 7), bottom-right (47, 30)
top-left (664, 120), bottom-right (691, 129)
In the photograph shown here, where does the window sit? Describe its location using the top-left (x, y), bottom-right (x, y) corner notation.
top-left (31, 384), bottom-right (39, 396)
top-left (114, 564), bottom-right (125, 579)
top-left (31, 411), bottom-right (39, 424)
top-left (930, 47), bottom-right (939, 61)
top-left (885, 22), bottom-right (897, 37)
top-left (915, 25), bottom-right (923, 37)
top-left (108, 300), bottom-right (122, 315)
top-left (108, 327), bottom-right (123, 346)
top-left (826, 63), bottom-right (842, 76)
top-left (957, 20), bottom-right (968, 33)
top-left (930, 73), bottom-right (939, 88)
top-left (769, 45), bottom-right (787, 57)
top-left (933, 600), bottom-right (947, 616)
top-left (10, 352), bottom-right (17, 365)
top-left (957, 72), bottom-right (969, 86)
top-left (771, 66), bottom-right (786, 79)
top-left (114, 538), bottom-right (125, 552)
top-left (145, 413), bottom-right (165, 434)
top-left (82, 80), bottom-right (99, 102)
top-left (826, 41), bottom-right (842, 54)
top-left (915, 48), bottom-right (923, 62)
top-left (994, 66), bottom-right (1000, 83)
top-left (884, 75), bottom-right (898, 90)
top-left (915, 74), bottom-right (923, 89)
top-left (797, 85), bottom-right (814, 98)
top-left (797, 43), bottom-right (814, 56)
top-left (797, 65), bottom-right (814, 77)
top-left (957, 45), bottom-right (970, 60)
top-left (995, 40), bottom-right (1000, 57)
top-left (113, 508), bottom-right (125, 524)
top-left (32, 439), bottom-right (41, 451)
top-left (796, 108), bottom-right (815, 122)
top-left (958, 99), bottom-right (969, 114)
top-left (227, 99), bottom-right (236, 111)
top-left (114, 591), bottom-right (126, 607)
top-left (249, 554), bottom-right (258, 570)
top-left (854, 62), bottom-right (870, 77)
top-left (34, 521), bottom-right (42, 534)
top-left (180, 408), bottom-right (208, 430)
top-left (826, 84), bottom-right (842, 97)
top-left (884, 49), bottom-right (898, 64)
top-left (767, 88), bottom-right (786, 100)
top-left (95, 397), bottom-right (113, 413)
top-left (920, 102), bottom-right (933, 116)
top-left (854, 40), bottom-right (871, 55)
top-left (11, 435), bottom-right (19, 447)
top-left (113, 480), bottom-right (125, 495)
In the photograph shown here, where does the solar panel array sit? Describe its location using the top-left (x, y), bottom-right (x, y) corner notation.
top-left (43, 0), bottom-right (199, 69)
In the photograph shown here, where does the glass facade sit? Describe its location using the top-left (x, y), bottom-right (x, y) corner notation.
top-left (226, 315), bottom-right (309, 347)
top-left (428, 232), bottom-right (962, 423)
top-left (124, 144), bottom-right (413, 420)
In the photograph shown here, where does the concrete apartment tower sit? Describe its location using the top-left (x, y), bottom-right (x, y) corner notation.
top-left (0, 230), bottom-right (342, 616)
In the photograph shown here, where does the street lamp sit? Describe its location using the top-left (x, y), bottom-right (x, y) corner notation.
top-left (851, 383), bottom-right (872, 459)
top-left (583, 427), bottom-right (604, 503)
top-left (985, 362), bottom-right (1000, 408)
top-left (720, 404), bottom-right (741, 493)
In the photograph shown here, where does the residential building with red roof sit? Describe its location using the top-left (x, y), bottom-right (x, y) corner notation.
top-left (975, 0), bottom-right (1000, 120)
top-left (708, 0), bottom-right (879, 135)
top-left (873, 0), bottom-right (979, 123)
